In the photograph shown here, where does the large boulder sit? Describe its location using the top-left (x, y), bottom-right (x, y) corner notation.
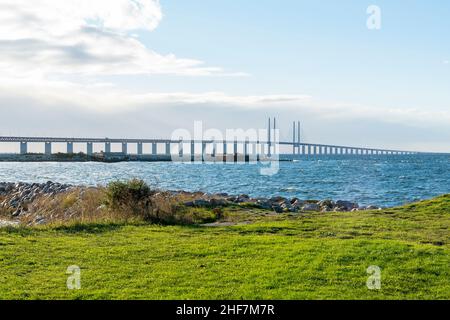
top-left (255, 199), bottom-right (271, 210)
top-left (209, 198), bottom-right (229, 207)
top-left (301, 203), bottom-right (320, 212)
top-left (318, 200), bottom-right (335, 209)
top-left (272, 204), bottom-right (284, 213)
top-left (335, 200), bottom-right (358, 211)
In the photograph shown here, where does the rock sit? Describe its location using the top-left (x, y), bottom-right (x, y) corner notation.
top-left (272, 204), bottom-right (284, 213)
top-left (216, 193), bottom-right (228, 197)
top-left (291, 199), bottom-right (305, 208)
top-left (192, 199), bottom-right (211, 207)
top-left (301, 203), bottom-right (320, 211)
top-left (280, 202), bottom-right (293, 212)
top-left (318, 200), bottom-right (335, 209)
top-left (235, 195), bottom-right (250, 203)
top-left (209, 198), bottom-right (229, 207)
top-left (256, 199), bottom-right (273, 210)
top-left (270, 196), bottom-right (287, 203)
top-left (335, 200), bottom-right (358, 211)
top-left (12, 208), bottom-right (22, 217)
top-left (366, 205), bottom-right (380, 210)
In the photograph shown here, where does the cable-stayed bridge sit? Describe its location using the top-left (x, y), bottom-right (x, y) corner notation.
top-left (0, 118), bottom-right (446, 161)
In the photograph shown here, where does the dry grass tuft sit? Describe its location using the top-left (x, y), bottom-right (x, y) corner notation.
top-left (13, 180), bottom-right (221, 227)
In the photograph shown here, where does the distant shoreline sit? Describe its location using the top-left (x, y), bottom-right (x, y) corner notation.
top-left (0, 152), bottom-right (444, 163)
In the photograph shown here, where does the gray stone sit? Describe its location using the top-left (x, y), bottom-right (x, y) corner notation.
top-left (209, 198), bottom-right (229, 207)
top-left (301, 203), bottom-right (320, 211)
top-left (272, 204), bottom-right (284, 213)
top-left (335, 200), bottom-right (358, 211)
top-left (318, 199), bottom-right (335, 209)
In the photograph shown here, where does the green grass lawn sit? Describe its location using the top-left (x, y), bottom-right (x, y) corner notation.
top-left (1, 195), bottom-right (449, 300)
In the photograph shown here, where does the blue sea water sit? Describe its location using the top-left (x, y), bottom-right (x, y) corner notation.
top-left (0, 155), bottom-right (449, 207)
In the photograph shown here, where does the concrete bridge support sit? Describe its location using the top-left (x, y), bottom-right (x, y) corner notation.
top-left (67, 142), bottom-right (74, 154)
top-left (20, 142), bottom-right (28, 155)
top-left (212, 142), bottom-right (217, 158)
top-left (45, 142), bottom-right (52, 155)
top-left (152, 143), bottom-right (157, 156)
top-left (202, 142), bottom-right (207, 161)
top-left (137, 143), bottom-right (143, 155)
top-left (165, 142), bottom-right (171, 156)
top-left (105, 142), bottom-right (111, 154)
top-left (122, 143), bottom-right (127, 155)
top-left (178, 141), bottom-right (183, 157)
top-left (223, 141), bottom-right (227, 156)
top-left (87, 143), bottom-right (93, 156)
top-left (190, 141), bottom-right (195, 161)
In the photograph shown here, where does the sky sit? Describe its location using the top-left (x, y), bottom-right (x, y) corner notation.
top-left (0, 0), bottom-right (449, 152)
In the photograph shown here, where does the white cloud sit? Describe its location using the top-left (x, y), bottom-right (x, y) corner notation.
top-left (0, 0), bottom-right (238, 78)
top-left (1, 79), bottom-right (449, 129)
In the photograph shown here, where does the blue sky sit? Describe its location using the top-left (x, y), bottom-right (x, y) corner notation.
top-left (0, 0), bottom-right (449, 152)
top-left (138, 0), bottom-right (450, 106)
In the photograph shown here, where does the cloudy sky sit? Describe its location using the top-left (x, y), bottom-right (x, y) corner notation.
top-left (1, 0), bottom-right (449, 152)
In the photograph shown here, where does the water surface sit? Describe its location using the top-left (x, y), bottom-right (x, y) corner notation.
top-left (0, 155), bottom-right (449, 207)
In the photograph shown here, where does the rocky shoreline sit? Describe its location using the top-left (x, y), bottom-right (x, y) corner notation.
top-left (1, 181), bottom-right (75, 217)
top-left (182, 193), bottom-right (382, 213)
top-left (0, 181), bottom-right (384, 226)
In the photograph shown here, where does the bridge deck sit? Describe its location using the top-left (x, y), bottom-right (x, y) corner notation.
top-left (0, 136), bottom-right (443, 155)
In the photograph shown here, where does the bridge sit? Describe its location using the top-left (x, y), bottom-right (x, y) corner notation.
top-left (0, 118), bottom-right (443, 161)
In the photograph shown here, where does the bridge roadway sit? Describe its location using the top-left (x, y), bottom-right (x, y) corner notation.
top-left (0, 135), bottom-right (431, 157)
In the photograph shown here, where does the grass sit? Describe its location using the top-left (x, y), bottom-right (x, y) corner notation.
top-left (0, 194), bottom-right (449, 300)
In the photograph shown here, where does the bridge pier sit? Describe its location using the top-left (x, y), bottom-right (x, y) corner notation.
top-left (223, 140), bottom-right (227, 159)
top-left (165, 142), bottom-right (171, 156)
top-left (212, 142), bottom-right (217, 159)
top-left (152, 143), bottom-right (157, 156)
top-left (179, 141), bottom-right (183, 158)
top-left (67, 142), bottom-right (74, 154)
top-left (20, 142), bottom-right (28, 155)
top-left (244, 141), bottom-right (249, 159)
top-left (45, 142), bottom-right (52, 155)
top-left (122, 143), bottom-right (127, 155)
top-left (105, 142), bottom-right (111, 154)
top-left (137, 143), bottom-right (143, 155)
top-left (87, 143), bottom-right (93, 155)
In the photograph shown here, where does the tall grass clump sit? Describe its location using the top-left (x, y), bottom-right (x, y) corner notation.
top-left (104, 179), bottom-right (218, 225)
top-left (104, 179), bottom-right (154, 216)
